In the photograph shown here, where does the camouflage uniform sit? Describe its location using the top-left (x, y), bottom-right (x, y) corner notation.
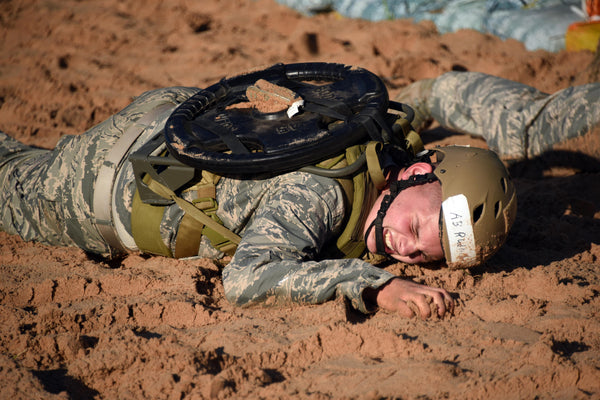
top-left (2, 74), bottom-right (597, 313)
top-left (400, 71), bottom-right (600, 160)
top-left (0, 87), bottom-right (394, 314)
top-left (0, 87), bottom-right (197, 254)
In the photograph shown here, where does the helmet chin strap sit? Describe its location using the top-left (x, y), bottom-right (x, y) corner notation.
top-left (364, 172), bottom-right (438, 256)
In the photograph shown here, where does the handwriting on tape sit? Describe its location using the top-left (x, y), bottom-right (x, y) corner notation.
top-left (442, 194), bottom-right (476, 263)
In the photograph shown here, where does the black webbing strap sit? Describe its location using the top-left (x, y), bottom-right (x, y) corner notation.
top-left (301, 94), bottom-right (393, 144)
top-left (190, 115), bottom-right (251, 154)
top-left (301, 96), bottom-right (352, 121)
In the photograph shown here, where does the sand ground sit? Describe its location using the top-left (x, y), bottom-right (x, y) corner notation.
top-left (1, 0), bottom-right (599, 398)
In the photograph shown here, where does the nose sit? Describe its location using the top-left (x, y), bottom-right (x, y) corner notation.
top-left (398, 235), bottom-right (418, 256)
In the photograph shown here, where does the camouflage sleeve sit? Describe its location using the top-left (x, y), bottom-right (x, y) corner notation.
top-left (427, 71), bottom-right (600, 159)
top-left (220, 172), bottom-right (396, 314)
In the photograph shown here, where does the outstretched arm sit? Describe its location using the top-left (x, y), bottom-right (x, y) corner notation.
top-left (220, 172), bottom-right (453, 318)
top-left (221, 173), bottom-right (395, 313)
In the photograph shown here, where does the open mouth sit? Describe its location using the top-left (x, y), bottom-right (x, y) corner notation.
top-left (384, 231), bottom-right (394, 254)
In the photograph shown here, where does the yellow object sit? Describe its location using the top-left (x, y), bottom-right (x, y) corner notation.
top-left (566, 20), bottom-right (600, 52)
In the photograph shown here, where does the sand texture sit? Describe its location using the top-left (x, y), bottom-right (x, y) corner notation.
top-left (1, 1), bottom-right (599, 399)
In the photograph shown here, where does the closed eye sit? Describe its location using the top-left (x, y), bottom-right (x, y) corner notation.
top-left (411, 217), bottom-right (419, 240)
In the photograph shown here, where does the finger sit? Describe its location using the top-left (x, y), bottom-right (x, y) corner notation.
top-left (412, 295), bottom-right (432, 319)
top-left (431, 292), bottom-right (447, 318)
top-left (423, 288), bottom-right (454, 318)
top-left (438, 289), bottom-right (455, 316)
top-left (394, 301), bottom-right (415, 318)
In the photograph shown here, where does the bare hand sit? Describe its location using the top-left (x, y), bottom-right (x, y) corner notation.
top-left (372, 278), bottom-right (454, 319)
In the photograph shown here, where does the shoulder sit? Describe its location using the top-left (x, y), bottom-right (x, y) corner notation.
top-left (218, 171), bottom-right (346, 222)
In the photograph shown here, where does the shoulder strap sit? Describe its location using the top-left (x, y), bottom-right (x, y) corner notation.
top-left (131, 171), bottom-right (240, 258)
top-left (333, 143), bottom-right (382, 259)
top-left (393, 117), bottom-right (424, 156)
top-left (145, 178), bottom-right (241, 245)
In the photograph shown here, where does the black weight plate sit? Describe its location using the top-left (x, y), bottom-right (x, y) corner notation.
top-left (164, 62), bottom-right (389, 175)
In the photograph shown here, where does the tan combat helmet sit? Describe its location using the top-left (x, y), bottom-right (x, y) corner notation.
top-left (434, 146), bottom-right (517, 269)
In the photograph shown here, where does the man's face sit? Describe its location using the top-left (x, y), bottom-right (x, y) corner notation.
top-left (363, 163), bottom-right (444, 264)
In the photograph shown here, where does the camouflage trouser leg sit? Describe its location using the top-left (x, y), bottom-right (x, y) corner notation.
top-left (427, 71), bottom-right (600, 159)
top-left (0, 87), bottom-right (198, 255)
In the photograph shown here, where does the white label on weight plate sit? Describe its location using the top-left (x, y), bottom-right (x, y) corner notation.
top-left (287, 99), bottom-right (304, 118)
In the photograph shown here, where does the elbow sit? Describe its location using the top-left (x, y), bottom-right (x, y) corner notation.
top-left (222, 251), bottom-right (281, 307)
top-left (221, 266), bottom-right (250, 307)
top-left (223, 285), bottom-right (246, 307)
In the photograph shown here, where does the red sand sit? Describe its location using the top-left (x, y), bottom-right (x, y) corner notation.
top-left (1, 1), bottom-right (599, 398)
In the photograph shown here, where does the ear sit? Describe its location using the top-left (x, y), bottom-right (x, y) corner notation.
top-left (399, 162), bottom-right (434, 180)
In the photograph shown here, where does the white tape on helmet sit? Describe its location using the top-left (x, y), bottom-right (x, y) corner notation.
top-left (442, 194), bottom-right (476, 264)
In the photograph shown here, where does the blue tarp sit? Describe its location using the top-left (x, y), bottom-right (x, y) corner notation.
top-left (275, 0), bottom-right (586, 52)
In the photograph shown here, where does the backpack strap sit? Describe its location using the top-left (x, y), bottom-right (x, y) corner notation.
top-left (393, 117), bottom-right (424, 156)
top-left (365, 142), bottom-right (387, 190)
top-left (131, 171), bottom-right (241, 258)
top-left (332, 143), bottom-right (382, 259)
top-left (131, 184), bottom-right (173, 257)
